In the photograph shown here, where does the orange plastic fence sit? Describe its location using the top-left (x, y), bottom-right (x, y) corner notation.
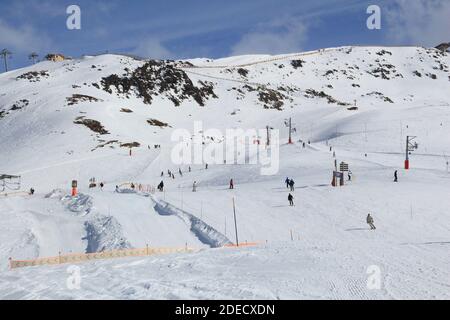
top-left (9, 245), bottom-right (195, 270)
top-left (223, 242), bottom-right (260, 248)
top-left (10, 242), bottom-right (262, 269)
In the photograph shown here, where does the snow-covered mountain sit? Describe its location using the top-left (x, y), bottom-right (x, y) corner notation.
top-left (1, 46), bottom-right (450, 299)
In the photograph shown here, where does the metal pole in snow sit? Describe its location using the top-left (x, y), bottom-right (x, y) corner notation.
top-left (225, 216), bottom-right (227, 236)
top-left (232, 197), bottom-right (239, 247)
top-left (290, 118), bottom-right (293, 144)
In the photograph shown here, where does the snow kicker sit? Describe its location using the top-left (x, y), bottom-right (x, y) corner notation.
top-left (152, 197), bottom-right (232, 248)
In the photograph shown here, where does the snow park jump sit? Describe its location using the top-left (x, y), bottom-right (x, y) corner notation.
top-left (1, 1), bottom-right (450, 313)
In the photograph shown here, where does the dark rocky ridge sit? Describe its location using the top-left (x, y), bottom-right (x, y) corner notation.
top-left (101, 60), bottom-right (218, 107)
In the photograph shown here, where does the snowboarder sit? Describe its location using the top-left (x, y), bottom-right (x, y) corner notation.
top-left (192, 181), bottom-right (197, 192)
top-left (367, 214), bottom-right (376, 230)
top-left (394, 170), bottom-right (398, 182)
top-left (288, 193), bottom-right (294, 207)
top-left (229, 179), bottom-right (234, 190)
top-left (289, 179), bottom-right (295, 192)
top-left (285, 177), bottom-right (290, 189)
top-left (29, 188), bottom-right (35, 195)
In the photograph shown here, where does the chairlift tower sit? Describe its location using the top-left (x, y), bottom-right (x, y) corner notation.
top-left (405, 136), bottom-right (418, 170)
top-left (284, 118), bottom-right (294, 144)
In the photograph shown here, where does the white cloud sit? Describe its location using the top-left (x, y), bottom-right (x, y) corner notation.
top-left (0, 19), bottom-right (53, 53)
top-left (133, 38), bottom-right (173, 60)
top-left (384, 0), bottom-right (450, 47)
top-left (231, 18), bottom-right (309, 56)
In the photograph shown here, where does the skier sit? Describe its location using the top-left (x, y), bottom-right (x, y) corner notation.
top-left (285, 177), bottom-right (290, 189)
top-left (205, 163), bottom-right (209, 170)
top-left (189, 166), bottom-right (191, 173)
top-left (115, 185), bottom-right (119, 193)
top-left (192, 181), bottom-right (197, 192)
top-left (158, 181), bottom-right (164, 192)
top-left (131, 183), bottom-right (135, 190)
top-left (394, 170), bottom-right (398, 182)
top-left (161, 171), bottom-right (164, 177)
top-left (172, 173), bottom-right (175, 179)
top-left (289, 179), bottom-right (295, 192)
top-left (29, 188), bottom-right (35, 195)
top-left (348, 170), bottom-right (352, 182)
top-left (288, 193), bottom-right (294, 207)
top-left (179, 168), bottom-right (183, 176)
top-left (229, 179), bottom-right (234, 190)
top-left (367, 214), bottom-right (376, 230)
top-left (99, 182), bottom-right (104, 190)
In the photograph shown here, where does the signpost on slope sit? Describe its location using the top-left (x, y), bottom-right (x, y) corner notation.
top-left (340, 162), bottom-right (349, 172)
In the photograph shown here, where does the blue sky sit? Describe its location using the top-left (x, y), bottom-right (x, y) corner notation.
top-left (0, 0), bottom-right (449, 70)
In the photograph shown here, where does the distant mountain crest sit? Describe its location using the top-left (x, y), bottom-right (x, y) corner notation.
top-left (435, 42), bottom-right (450, 52)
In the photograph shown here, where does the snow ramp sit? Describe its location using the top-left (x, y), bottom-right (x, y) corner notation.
top-left (152, 197), bottom-right (232, 248)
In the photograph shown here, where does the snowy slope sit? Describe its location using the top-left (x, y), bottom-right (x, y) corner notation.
top-left (0, 46), bottom-right (450, 299)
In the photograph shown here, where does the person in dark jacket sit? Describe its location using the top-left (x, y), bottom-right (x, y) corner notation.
top-left (288, 193), bottom-right (294, 206)
top-left (158, 181), bottom-right (164, 192)
top-left (367, 214), bottom-right (376, 230)
top-left (229, 179), bottom-right (234, 190)
top-left (394, 170), bottom-right (398, 182)
top-left (285, 177), bottom-right (290, 189)
top-left (289, 179), bottom-right (295, 192)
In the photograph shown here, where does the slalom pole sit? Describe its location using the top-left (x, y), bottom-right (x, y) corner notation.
top-left (232, 197), bottom-right (239, 247)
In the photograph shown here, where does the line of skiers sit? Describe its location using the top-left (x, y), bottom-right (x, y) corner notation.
top-left (157, 164), bottom-right (218, 194)
top-left (285, 177), bottom-right (296, 207)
